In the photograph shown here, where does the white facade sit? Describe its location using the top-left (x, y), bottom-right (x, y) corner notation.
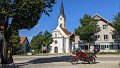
top-left (94, 14), bottom-right (120, 52)
top-left (49, 2), bottom-right (73, 53)
top-left (50, 25), bottom-right (73, 53)
top-left (77, 14), bottom-right (120, 52)
top-left (58, 15), bottom-right (66, 28)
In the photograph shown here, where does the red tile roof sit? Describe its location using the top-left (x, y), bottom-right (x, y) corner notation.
top-left (20, 36), bottom-right (26, 45)
top-left (0, 23), bottom-right (4, 29)
top-left (61, 28), bottom-right (72, 36)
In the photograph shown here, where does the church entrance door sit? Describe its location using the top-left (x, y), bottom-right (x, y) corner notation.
top-left (54, 47), bottom-right (58, 53)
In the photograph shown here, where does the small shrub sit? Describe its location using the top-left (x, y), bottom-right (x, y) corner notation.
top-left (72, 51), bottom-right (75, 54)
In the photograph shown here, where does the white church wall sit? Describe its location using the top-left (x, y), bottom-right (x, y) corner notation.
top-left (56, 26), bottom-right (68, 37)
top-left (58, 32), bottom-right (63, 37)
top-left (65, 38), bottom-right (70, 53)
top-left (58, 15), bottom-right (66, 28)
top-left (50, 38), bottom-right (63, 53)
top-left (52, 31), bottom-right (63, 38)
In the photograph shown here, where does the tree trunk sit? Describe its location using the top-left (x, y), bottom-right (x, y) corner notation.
top-left (1, 41), bottom-right (7, 64)
top-left (46, 45), bottom-right (49, 53)
top-left (38, 45), bottom-right (41, 54)
top-left (7, 46), bottom-right (13, 63)
top-left (38, 49), bottom-right (39, 54)
top-left (1, 30), bottom-right (14, 64)
top-left (1, 42), bottom-right (13, 64)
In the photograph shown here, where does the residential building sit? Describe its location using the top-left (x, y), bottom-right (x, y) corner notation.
top-left (78, 14), bottom-right (120, 52)
top-left (20, 36), bottom-right (30, 53)
top-left (93, 14), bottom-right (120, 52)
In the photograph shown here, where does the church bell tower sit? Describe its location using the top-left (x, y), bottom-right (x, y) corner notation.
top-left (58, 1), bottom-right (66, 28)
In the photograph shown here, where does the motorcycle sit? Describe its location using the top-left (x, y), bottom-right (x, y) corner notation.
top-left (71, 50), bottom-right (97, 64)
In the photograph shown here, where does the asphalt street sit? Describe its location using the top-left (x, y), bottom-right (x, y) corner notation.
top-left (0, 54), bottom-right (120, 68)
top-left (11, 54), bottom-right (120, 68)
top-left (13, 55), bottom-right (120, 63)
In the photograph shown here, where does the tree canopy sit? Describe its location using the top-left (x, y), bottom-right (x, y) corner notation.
top-left (75, 14), bottom-right (99, 43)
top-left (113, 12), bottom-right (120, 34)
top-left (30, 31), bottom-right (53, 54)
top-left (0, 0), bottom-right (56, 64)
top-left (0, 0), bottom-right (55, 30)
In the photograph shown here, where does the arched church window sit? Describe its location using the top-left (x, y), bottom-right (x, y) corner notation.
top-left (60, 24), bottom-right (62, 28)
top-left (60, 18), bottom-right (62, 20)
top-left (55, 33), bottom-right (57, 37)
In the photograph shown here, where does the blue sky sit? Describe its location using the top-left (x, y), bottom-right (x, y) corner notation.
top-left (19, 0), bottom-right (120, 42)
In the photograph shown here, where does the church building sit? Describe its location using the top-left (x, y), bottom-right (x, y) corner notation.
top-left (49, 2), bottom-right (74, 53)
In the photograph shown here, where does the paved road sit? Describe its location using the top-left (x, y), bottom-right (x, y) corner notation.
top-left (14, 57), bottom-right (120, 62)
top-left (12, 54), bottom-right (120, 68)
top-left (21, 62), bottom-right (120, 68)
top-left (13, 55), bottom-right (120, 63)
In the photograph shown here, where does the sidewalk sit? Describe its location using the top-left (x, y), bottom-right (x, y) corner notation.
top-left (96, 54), bottom-right (120, 57)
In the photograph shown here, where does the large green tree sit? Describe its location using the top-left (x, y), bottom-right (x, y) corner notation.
top-left (0, 0), bottom-right (55, 64)
top-left (31, 32), bottom-right (44, 54)
top-left (10, 30), bottom-right (20, 55)
top-left (112, 12), bottom-right (120, 43)
top-left (75, 14), bottom-right (99, 49)
top-left (43, 31), bottom-right (53, 53)
top-left (30, 31), bottom-right (53, 54)
top-left (113, 12), bottom-right (120, 34)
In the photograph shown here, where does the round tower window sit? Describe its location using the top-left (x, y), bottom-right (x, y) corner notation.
top-left (54, 40), bottom-right (58, 44)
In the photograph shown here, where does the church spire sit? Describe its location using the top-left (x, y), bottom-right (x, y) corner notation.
top-left (60, 0), bottom-right (65, 18)
top-left (58, 0), bottom-right (66, 28)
